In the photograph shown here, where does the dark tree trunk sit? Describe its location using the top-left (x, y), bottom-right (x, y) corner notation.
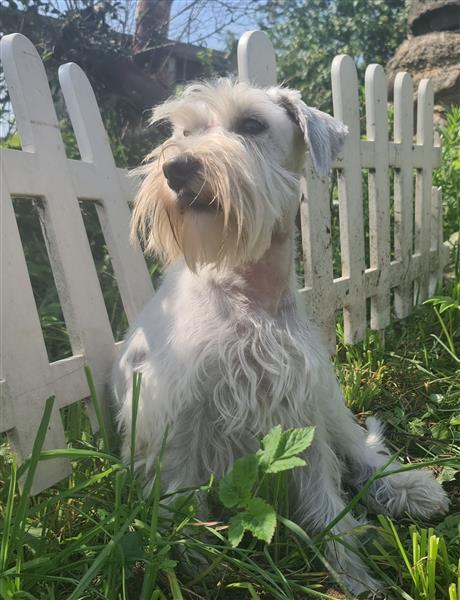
top-left (134, 0), bottom-right (173, 54)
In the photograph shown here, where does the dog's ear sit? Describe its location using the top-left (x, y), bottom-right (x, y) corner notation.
top-left (269, 88), bottom-right (348, 177)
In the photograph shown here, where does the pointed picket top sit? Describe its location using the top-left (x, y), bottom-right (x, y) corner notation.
top-left (417, 78), bottom-right (434, 146)
top-left (0, 32), bottom-right (56, 152)
top-left (58, 61), bottom-right (108, 164)
top-left (331, 54), bottom-right (360, 127)
top-left (238, 30), bottom-right (277, 87)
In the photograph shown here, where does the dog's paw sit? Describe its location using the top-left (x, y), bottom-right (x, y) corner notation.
top-left (371, 468), bottom-right (449, 519)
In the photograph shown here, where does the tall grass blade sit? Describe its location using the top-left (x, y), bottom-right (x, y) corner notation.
top-left (130, 371), bottom-right (142, 477)
top-left (387, 518), bottom-right (415, 585)
top-left (0, 457), bottom-right (17, 570)
top-left (225, 582), bottom-right (259, 600)
top-left (140, 426), bottom-right (169, 600)
top-left (16, 448), bottom-right (119, 479)
top-left (278, 515), bottom-right (353, 600)
top-left (84, 366), bottom-right (111, 452)
top-left (11, 396), bottom-right (55, 548)
top-left (449, 583), bottom-right (458, 600)
top-left (66, 505), bottom-right (140, 600)
top-left (165, 570), bottom-right (183, 600)
top-left (427, 534), bottom-right (439, 600)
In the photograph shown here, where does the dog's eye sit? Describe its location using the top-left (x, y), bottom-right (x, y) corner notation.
top-left (236, 117), bottom-right (267, 135)
top-left (183, 129), bottom-right (192, 137)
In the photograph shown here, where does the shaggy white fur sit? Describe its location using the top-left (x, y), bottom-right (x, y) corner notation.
top-left (112, 79), bottom-right (449, 596)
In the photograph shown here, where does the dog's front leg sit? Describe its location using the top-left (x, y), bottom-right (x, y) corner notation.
top-left (159, 398), bottom-right (257, 494)
top-left (291, 436), bottom-right (381, 596)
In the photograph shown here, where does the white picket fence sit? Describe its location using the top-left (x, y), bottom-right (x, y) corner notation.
top-left (0, 31), bottom-right (448, 494)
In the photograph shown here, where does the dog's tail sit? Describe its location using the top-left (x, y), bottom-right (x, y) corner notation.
top-left (364, 416), bottom-right (395, 469)
top-left (365, 416), bottom-right (386, 449)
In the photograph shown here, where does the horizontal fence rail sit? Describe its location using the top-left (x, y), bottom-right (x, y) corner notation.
top-left (0, 31), bottom-right (449, 493)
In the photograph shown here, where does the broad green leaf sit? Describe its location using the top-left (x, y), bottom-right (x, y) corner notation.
top-left (228, 515), bottom-right (245, 547)
top-left (245, 498), bottom-right (277, 543)
top-left (159, 558), bottom-right (178, 571)
top-left (258, 426), bottom-right (315, 473)
top-left (436, 513), bottom-right (460, 545)
top-left (265, 456), bottom-right (306, 474)
top-left (219, 455), bottom-right (258, 508)
top-left (257, 425), bottom-right (283, 466)
top-left (227, 498), bottom-right (276, 547)
top-left (280, 427), bottom-right (315, 458)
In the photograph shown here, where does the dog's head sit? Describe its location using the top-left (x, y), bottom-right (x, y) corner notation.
top-left (132, 79), bottom-right (347, 270)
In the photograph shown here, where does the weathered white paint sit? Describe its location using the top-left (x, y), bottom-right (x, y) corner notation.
top-left (366, 64), bottom-right (391, 332)
top-left (238, 30), bottom-right (277, 86)
top-left (415, 79), bottom-right (435, 302)
top-left (0, 31), bottom-right (448, 493)
top-left (332, 54), bottom-right (367, 344)
top-left (301, 170), bottom-right (337, 354)
top-left (1, 162), bottom-right (71, 493)
top-left (393, 72), bottom-right (414, 319)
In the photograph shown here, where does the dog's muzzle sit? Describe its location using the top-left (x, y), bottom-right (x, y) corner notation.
top-left (163, 155), bottom-right (200, 193)
top-left (163, 155), bottom-right (216, 213)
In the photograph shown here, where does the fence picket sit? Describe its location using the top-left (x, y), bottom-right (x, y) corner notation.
top-left (331, 55), bottom-right (367, 344)
top-left (58, 63), bottom-right (153, 325)
top-left (393, 72), bottom-right (414, 318)
top-left (301, 173), bottom-right (336, 353)
top-left (237, 30), bottom-right (277, 86)
top-left (0, 380), bottom-right (14, 433)
top-left (415, 79), bottom-right (435, 302)
top-left (365, 64), bottom-right (391, 331)
top-left (430, 186), bottom-right (443, 296)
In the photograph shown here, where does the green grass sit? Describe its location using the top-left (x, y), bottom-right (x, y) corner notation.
top-left (0, 287), bottom-right (459, 600)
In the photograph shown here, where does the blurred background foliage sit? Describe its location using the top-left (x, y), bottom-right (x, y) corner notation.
top-left (262, 0), bottom-right (407, 113)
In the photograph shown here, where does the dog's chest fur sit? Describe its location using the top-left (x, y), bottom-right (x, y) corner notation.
top-left (113, 259), bottom-right (330, 484)
top-left (168, 254), bottom-right (328, 421)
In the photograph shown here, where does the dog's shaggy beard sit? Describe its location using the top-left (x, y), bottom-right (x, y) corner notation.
top-left (131, 134), bottom-right (300, 270)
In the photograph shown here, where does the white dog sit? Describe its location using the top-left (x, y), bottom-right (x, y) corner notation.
top-left (112, 79), bottom-right (448, 595)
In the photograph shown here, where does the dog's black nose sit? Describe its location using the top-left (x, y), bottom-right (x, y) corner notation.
top-left (163, 155), bottom-right (200, 192)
